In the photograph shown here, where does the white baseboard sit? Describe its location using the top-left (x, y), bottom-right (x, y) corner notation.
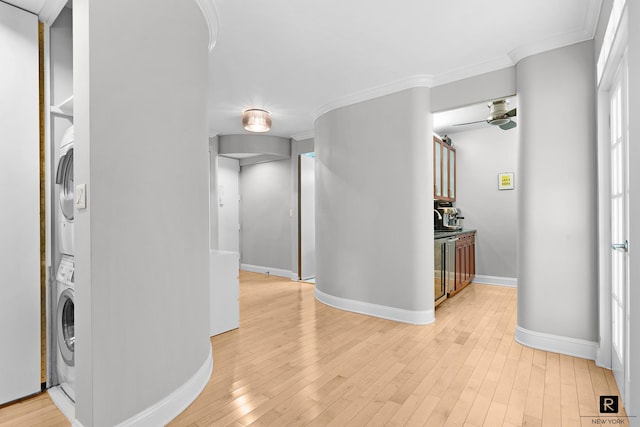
top-left (472, 275), bottom-right (518, 287)
top-left (115, 343), bottom-right (213, 427)
top-left (49, 386), bottom-right (80, 426)
top-left (314, 287), bottom-right (434, 325)
top-left (241, 264), bottom-right (293, 279)
top-left (515, 325), bottom-right (598, 360)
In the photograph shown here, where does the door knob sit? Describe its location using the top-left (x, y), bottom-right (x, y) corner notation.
top-left (611, 240), bottom-right (629, 252)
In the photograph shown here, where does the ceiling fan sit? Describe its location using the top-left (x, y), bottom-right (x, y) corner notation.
top-left (453, 99), bottom-right (517, 130)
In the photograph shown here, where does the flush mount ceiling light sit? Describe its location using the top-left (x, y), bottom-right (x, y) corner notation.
top-left (242, 108), bottom-right (272, 133)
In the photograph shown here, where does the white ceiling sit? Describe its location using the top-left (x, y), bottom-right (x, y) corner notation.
top-left (209, 0), bottom-right (602, 139)
top-left (6, 0), bottom-right (602, 140)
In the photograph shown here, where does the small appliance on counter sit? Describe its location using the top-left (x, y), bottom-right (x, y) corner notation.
top-left (434, 201), bottom-right (464, 231)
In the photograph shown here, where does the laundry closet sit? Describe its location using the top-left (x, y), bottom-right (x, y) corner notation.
top-left (2, 1), bottom-right (216, 425)
top-left (48, 3), bottom-right (76, 412)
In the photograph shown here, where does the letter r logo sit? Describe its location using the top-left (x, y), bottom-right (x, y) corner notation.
top-left (600, 395), bottom-right (619, 413)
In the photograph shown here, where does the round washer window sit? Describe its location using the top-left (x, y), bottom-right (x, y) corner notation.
top-left (59, 148), bottom-right (74, 221)
top-left (57, 289), bottom-right (75, 366)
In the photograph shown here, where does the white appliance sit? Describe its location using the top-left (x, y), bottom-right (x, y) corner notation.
top-left (210, 250), bottom-right (239, 336)
top-left (56, 255), bottom-right (75, 402)
top-left (56, 126), bottom-right (74, 256)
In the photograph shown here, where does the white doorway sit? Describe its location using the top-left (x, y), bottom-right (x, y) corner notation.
top-left (299, 153), bottom-right (316, 281)
top-left (608, 54), bottom-right (630, 405)
top-left (596, 0), bottom-right (632, 411)
top-left (217, 156), bottom-right (240, 253)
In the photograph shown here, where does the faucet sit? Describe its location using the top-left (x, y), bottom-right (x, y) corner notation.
top-left (434, 209), bottom-right (442, 220)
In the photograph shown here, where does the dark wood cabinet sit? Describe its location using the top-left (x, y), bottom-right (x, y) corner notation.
top-left (450, 232), bottom-right (475, 296)
top-left (434, 136), bottom-right (456, 202)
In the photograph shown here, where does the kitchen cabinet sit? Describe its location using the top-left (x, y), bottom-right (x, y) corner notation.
top-left (450, 232), bottom-right (475, 296)
top-left (433, 136), bottom-right (456, 201)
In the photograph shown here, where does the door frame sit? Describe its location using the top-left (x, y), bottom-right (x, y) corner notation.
top-left (596, 0), bottom-right (630, 405)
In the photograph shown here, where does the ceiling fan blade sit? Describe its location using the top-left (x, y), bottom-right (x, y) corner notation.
top-left (452, 119), bottom-right (486, 127)
top-left (499, 120), bottom-right (517, 130)
top-left (505, 108), bottom-right (517, 117)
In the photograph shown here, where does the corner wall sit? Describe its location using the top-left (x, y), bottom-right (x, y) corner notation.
top-left (314, 87), bottom-right (434, 324)
top-left (448, 126), bottom-right (519, 282)
top-left (240, 159), bottom-right (293, 276)
top-left (515, 41), bottom-right (599, 358)
top-left (73, 1), bottom-right (211, 425)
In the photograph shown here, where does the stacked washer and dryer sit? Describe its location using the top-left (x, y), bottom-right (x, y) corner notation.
top-left (54, 125), bottom-right (75, 403)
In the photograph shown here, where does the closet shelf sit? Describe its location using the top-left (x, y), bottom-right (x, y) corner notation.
top-left (51, 95), bottom-right (73, 117)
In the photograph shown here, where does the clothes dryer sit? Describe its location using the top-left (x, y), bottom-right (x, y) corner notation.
top-left (56, 126), bottom-right (74, 256)
top-left (56, 255), bottom-right (75, 402)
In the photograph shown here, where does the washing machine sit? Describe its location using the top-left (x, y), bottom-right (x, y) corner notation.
top-left (56, 126), bottom-right (74, 256)
top-left (56, 255), bottom-right (75, 402)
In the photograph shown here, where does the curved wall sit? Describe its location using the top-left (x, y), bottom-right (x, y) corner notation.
top-left (315, 87), bottom-right (434, 324)
top-left (515, 41), bottom-right (599, 357)
top-left (74, 0), bottom-right (212, 425)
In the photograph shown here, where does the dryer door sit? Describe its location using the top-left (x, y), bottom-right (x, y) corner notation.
top-left (57, 288), bottom-right (74, 366)
top-left (56, 147), bottom-right (74, 221)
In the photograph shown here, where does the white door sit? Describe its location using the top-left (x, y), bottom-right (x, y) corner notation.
top-left (300, 153), bottom-right (316, 280)
top-left (0, 3), bottom-right (42, 405)
top-left (609, 55), bottom-right (629, 403)
top-left (217, 156), bottom-right (240, 253)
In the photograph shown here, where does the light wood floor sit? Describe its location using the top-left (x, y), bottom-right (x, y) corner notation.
top-left (0, 271), bottom-right (626, 426)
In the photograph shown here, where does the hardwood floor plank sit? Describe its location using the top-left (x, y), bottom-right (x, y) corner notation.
top-left (0, 273), bottom-right (627, 427)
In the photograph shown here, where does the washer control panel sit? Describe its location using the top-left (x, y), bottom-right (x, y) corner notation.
top-left (56, 255), bottom-right (75, 287)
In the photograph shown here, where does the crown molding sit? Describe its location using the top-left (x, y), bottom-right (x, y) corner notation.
top-left (291, 130), bottom-right (315, 141)
top-left (313, 75), bottom-right (433, 121)
top-left (194, 0), bottom-right (219, 52)
top-left (508, 28), bottom-right (594, 64)
top-left (430, 55), bottom-right (516, 87)
top-left (585, 0), bottom-right (604, 38)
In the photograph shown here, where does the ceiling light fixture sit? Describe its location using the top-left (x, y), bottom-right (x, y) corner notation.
top-left (242, 108), bottom-right (272, 133)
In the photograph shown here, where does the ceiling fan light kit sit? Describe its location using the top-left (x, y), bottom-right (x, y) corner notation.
top-left (452, 98), bottom-right (518, 131)
top-left (242, 108), bottom-right (272, 133)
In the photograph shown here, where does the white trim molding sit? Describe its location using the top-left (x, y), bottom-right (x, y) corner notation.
top-left (115, 344), bottom-right (213, 427)
top-left (291, 130), bottom-right (315, 142)
top-left (430, 56), bottom-right (515, 87)
top-left (48, 386), bottom-right (79, 426)
top-left (241, 264), bottom-right (293, 279)
top-left (472, 275), bottom-right (518, 288)
top-left (313, 75), bottom-right (433, 121)
top-left (314, 287), bottom-right (434, 326)
top-left (515, 325), bottom-right (598, 361)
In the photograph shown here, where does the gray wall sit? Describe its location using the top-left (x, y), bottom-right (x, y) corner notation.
top-left (73, 1), bottom-right (211, 425)
top-left (448, 126), bottom-right (518, 279)
top-left (431, 67), bottom-right (516, 112)
top-left (240, 159), bottom-right (292, 272)
top-left (315, 87), bottom-right (433, 316)
top-left (516, 41), bottom-right (598, 342)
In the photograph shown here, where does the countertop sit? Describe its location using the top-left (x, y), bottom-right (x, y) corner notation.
top-left (434, 229), bottom-right (476, 239)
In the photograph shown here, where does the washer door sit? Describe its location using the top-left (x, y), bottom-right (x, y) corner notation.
top-left (57, 288), bottom-right (74, 366)
top-left (55, 147), bottom-right (74, 221)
